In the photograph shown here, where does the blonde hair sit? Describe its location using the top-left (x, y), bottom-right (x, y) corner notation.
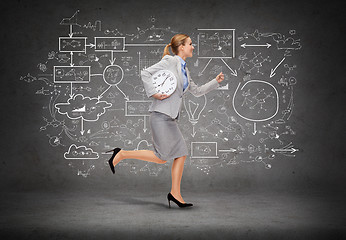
top-left (162, 34), bottom-right (190, 58)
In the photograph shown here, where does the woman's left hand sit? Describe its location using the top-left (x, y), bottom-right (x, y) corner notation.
top-left (216, 72), bottom-right (224, 83)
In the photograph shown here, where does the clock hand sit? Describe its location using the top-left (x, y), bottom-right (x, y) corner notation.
top-left (157, 76), bottom-right (169, 87)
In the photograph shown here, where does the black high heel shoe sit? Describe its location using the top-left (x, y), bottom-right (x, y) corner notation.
top-left (167, 193), bottom-right (193, 208)
top-left (105, 148), bottom-right (121, 174)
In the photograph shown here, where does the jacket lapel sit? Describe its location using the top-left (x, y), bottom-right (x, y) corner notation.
top-left (184, 67), bottom-right (191, 93)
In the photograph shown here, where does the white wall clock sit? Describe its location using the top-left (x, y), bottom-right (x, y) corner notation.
top-left (152, 70), bottom-right (177, 95)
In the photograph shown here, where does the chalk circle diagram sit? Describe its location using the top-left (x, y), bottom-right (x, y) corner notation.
top-left (232, 80), bottom-right (279, 122)
top-left (103, 64), bottom-right (124, 86)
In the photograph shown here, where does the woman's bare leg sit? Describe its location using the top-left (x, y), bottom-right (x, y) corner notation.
top-left (170, 156), bottom-right (187, 203)
top-left (111, 150), bottom-right (167, 166)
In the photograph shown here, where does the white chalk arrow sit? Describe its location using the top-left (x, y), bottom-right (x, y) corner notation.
top-left (109, 51), bottom-right (116, 65)
top-left (270, 57), bottom-right (286, 78)
top-left (252, 122), bottom-right (257, 135)
top-left (70, 52), bottom-right (74, 66)
top-left (219, 148), bottom-right (237, 153)
top-left (221, 58), bottom-right (237, 76)
top-left (86, 43), bottom-right (95, 49)
top-left (143, 116), bottom-right (147, 133)
top-left (98, 85), bottom-right (111, 100)
top-left (116, 86), bottom-right (129, 100)
top-left (69, 25), bottom-right (73, 38)
top-left (80, 119), bottom-right (85, 135)
top-left (241, 43), bottom-right (271, 48)
top-left (271, 147), bottom-right (299, 154)
top-left (191, 125), bottom-right (196, 137)
top-left (69, 82), bottom-right (74, 98)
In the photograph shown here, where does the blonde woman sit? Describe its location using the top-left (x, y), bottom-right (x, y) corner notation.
top-left (107, 34), bottom-right (224, 208)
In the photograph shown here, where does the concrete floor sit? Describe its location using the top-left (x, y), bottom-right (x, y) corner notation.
top-left (0, 189), bottom-right (345, 239)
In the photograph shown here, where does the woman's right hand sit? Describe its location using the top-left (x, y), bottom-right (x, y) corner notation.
top-left (152, 93), bottom-right (170, 100)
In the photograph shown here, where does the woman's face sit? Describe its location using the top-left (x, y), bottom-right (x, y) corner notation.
top-left (180, 37), bottom-right (194, 58)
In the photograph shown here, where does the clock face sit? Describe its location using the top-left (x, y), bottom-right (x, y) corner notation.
top-left (152, 70), bottom-right (177, 95)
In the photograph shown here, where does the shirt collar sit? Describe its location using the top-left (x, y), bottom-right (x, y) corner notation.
top-left (176, 55), bottom-right (186, 68)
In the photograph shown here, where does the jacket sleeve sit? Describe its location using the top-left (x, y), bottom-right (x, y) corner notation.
top-left (140, 56), bottom-right (170, 98)
top-left (188, 78), bottom-right (220, 97)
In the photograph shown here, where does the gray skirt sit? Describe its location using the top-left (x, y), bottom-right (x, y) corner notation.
top-left (149, 111), bottom-right (188, 161)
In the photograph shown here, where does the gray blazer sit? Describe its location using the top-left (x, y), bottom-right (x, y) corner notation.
top-left (141, 55), bottom-right (220, 119)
